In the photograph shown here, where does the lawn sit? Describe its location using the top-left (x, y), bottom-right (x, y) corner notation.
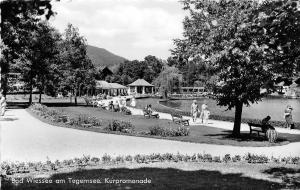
top-left (29, 105), bottom-right (300, 147)
top-left (2, 161), bottom-right (299, 189)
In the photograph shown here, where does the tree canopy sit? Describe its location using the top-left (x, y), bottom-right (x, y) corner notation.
top-left (174, 0), bottom-right (300, 136)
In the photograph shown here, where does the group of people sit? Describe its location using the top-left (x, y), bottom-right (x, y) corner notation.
top-left (253, 104), bottom-right (295, 131)
top-left (98, 96), bottom-right (127, 112)
top-left (190, 100), bottom-right (210, 124)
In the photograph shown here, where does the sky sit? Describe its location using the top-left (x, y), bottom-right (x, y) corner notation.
top-left (50, 0), bottom-right (186, 61)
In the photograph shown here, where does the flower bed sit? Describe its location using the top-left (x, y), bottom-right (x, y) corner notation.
top-left (29, 103), bottom-right (102, 128)
top-left (149, 125), bottom-right (189, 137)
top-left (1, 153), bottom-right (300, 176)
top-left (105, 120), bottom-right (135, 133)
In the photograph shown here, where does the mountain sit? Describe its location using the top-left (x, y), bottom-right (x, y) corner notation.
top-left (86, 45), bottom-right (127, 71)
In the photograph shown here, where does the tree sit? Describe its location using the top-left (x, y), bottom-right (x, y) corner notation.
top-left (59, 24), bottom-right (95, 105)
top-left (153, 65), bottom-right (182, 99)
top-left (174, 0), bottom-right (300, 136)
top-left (0, 0), bottom-right (58, 95)
top-left (34, 21), bottom-right (62, 103)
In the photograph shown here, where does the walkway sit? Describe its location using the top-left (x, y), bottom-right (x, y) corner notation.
top-left (127, 107), bottom-right (300, 135)
top-left (0, 109), bottom-right (300, 162)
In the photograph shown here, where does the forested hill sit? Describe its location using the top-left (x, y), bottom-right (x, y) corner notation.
top-left (86, 45), bottom-right (127, 70)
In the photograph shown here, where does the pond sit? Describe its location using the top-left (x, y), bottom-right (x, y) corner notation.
top-left (160, 97), bottom-right (300, 122)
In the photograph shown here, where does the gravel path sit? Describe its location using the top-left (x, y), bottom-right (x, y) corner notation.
top-left (1, 109), bottom-right (300, 162)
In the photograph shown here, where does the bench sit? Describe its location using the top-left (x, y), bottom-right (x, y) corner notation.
top-left (143, 109), bottom-right (159, 119)
top-left (248, 123), bottom-right (267, 137)
top-left (171, 114), bottom-right (189, 126)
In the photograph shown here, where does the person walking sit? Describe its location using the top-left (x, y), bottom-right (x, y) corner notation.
top-left (130, 96), bottom-right (136, 107)
top-left (190, 100), bottom-right (199, 122)
top-left (199, 103), bottom-right (208, 123)
top-left (0, 92), bottom-right (7, 116)
top-left (284, 105), bottom-right (294, 129)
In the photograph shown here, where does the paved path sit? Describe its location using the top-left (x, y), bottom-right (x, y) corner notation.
top-left (128, 107), bottom-right (300, 134)
top-left (1, 109), bottom-right (300, 162)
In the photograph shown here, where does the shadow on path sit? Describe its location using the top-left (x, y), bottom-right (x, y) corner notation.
top-left (2, 167), bottom-right (287, 190)
top-left (0, 117), bottom-right (19, 122)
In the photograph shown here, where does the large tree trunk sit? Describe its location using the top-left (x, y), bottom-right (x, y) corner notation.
top-left (233, 100), bottom-right (243, 137)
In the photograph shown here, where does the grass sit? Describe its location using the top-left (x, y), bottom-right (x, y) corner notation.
top-left (2, 161), bottom-right (299, 189)
top-left (28, 105), bottom-right (300, 147)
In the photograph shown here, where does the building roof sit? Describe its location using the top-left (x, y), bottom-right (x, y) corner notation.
top-left (128, 79), bottom-right (154, 87)
top-left (110, 83), bottom-right (127, 89)
top-left (96, 81), bottom-right (127, 89)
top-left (96, 80), bottom-right (111, 89)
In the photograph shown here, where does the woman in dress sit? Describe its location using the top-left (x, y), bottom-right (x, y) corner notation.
top-left (130, 96), bottom-right (136, 107)
top-left (190, 100), bottom-right (199, 122)
top-left (284, 105), bottom-right (294, 129)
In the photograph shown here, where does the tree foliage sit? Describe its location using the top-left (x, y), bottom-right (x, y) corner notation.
top-left (153, 65), bottom-right (182, 98)
top-left (59, 24), bottom-right (96, 105)
top-left (174, 0), bottom-right (300, 136)
top-left (0, 0), bottom-right (58, 93)
top-left (110, 55), bottom-right (163, 85)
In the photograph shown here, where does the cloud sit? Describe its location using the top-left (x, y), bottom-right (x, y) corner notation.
top-left (50, 0), bottom-right (185, 60)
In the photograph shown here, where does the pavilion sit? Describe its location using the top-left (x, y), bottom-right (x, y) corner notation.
top-left (128, 79), bottom-right (154, 95)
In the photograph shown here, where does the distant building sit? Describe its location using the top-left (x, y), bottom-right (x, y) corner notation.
top-left (180, 87), bottom-right (206, 94)
top-left (95, 80), bottom-right (127, 96)
top-left (99, 66), bottom-right (113, 80)
top-left (128, 79), bottom-right (154, 95)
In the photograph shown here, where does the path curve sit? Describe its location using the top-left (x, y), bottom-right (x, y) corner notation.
top-left (1, 109), bottom-right (299, 162)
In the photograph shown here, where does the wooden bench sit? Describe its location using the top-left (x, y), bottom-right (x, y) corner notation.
top-left (143, 109), bottom-right (159, 119)
top-left (248, 123), bottom-right (267, 137)
top-left (171, 114), bottom-right (189, 126)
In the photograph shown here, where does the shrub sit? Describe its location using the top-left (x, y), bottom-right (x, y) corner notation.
top-left (105, 120), bottom-right (135, 133)
top-left (244, 153), bottom-right (269, 164)
top-left (232, 155), bottom-right (241, 162)
top-left (223, 154), bottom-right (231, 163)
top-left (116, 156), bottom-right (125, 163)
top-left (102, 154), bottom-right (112, 163)
top-left (91, 157), bottom-right (100, 163)
top-left (69, 115), bottom-right (101, 127)
top-left (149, 125), bottom-right (189, 137)
top-left (134, 154), bottom-right (147, 163)
top-left (203, 154), bottom-right (213, 162)
top-left (125, 155), bottom-right (133, 162)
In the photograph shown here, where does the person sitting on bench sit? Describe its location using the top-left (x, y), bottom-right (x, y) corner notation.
top-left (261, 116), bottom-right (275, 132)
top-left (147, 104), bottom-right (159, 117)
